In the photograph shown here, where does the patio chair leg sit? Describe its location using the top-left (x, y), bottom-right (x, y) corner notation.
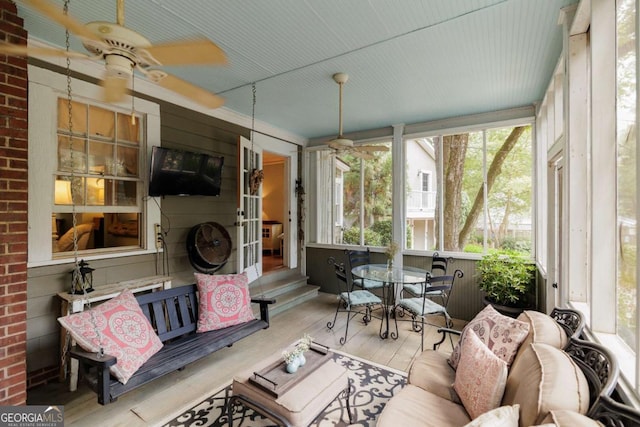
top-left (326, 300), bottom-right (342, 331)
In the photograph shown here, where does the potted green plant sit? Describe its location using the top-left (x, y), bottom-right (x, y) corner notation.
top-left (476, 252), bottom-right (536, 317)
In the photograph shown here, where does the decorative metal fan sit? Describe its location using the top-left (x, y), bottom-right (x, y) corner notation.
top-left (1, 0), bottom-right (226, 108)
top-left (186, 222), bottom-right (232, 274)
top-left (327, 73), bottom-right (389, 160)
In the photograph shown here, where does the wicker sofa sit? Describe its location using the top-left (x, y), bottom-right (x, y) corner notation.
top-left (377, 307), bottom-right (639, 427)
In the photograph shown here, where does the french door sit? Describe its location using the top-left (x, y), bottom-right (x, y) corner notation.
top-left (237, 136), bottom-right (263, 280)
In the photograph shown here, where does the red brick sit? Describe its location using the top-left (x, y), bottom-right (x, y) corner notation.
top-left (7, 252), bottom-right (26, 263)
top-left (7, 280), bottom-right (27, 292)
top-left (7, 324), bottom-right (25, 335)
top-left (0, 169), bottom-right (26, 180)
top-left (8, 182), bottom-right (28, 192)
top-left (0, 293), bottom-right (25, 305)
top-left (7, 97), bottom-right (26, 109)
top-left (0, 83), bottom-right (25, 98)
top-left (1, 332), bottom-right (26, 346)
top-left (7, 223), bottom-right (26, 233)
top-left (7, 201), bottom-right (27, 211)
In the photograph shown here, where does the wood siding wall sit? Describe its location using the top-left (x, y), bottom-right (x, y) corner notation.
top-left (305, 247), bottom-right (484, 321)
top-left (0, 0), bottom-right (28, 405)
top-left (25, 101), bottom-right (247, 383)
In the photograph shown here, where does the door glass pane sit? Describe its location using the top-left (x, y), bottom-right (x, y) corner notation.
top-left (617, 0), bottom-right (637, 351)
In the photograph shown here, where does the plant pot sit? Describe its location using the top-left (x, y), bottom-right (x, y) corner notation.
top-left (482, 296), bottom-right (531, 318)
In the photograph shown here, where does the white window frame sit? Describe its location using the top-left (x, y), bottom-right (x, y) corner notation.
top-left (27, 66), bottom-right (161, 267)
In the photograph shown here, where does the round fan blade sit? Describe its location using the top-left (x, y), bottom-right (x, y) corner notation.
top-left (21, 0), bottom-right (102, 42)
top-left (0, 41), bottom-right (87, 58)
top-left (142, 39), bottom-right (227, 66)
top-left (100, 75), bottom-right (128, 103)
top-left (155, 74), bottom-right (224, 109)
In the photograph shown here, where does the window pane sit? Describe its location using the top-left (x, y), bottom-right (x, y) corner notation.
top-left (57, 99), bottom-right (87, 135)
top-left (116, 145), bottom-right (139, 177)
top-left (117, 112), bottom-right (140, 143)
top-left (341, 142), bottom-right (392, 246)
top-left (88, 105), bottom-right (114, 139)
top-left (58, 136), bottom-right (86, 173)
top-left (485, 126), bottom-right (532, 255)
top-left (341, 154), bottom-right (362, 245)
top-left (438, 125), bottom-right (531, 254)
top-left (88, 141), bottom-right (113, 175)
top-left (441, 131), bottom-right (483, 252)
top-left (617, 0), bottom-right (637, 352)
top-left (405, 137), bottom-right (438, 250)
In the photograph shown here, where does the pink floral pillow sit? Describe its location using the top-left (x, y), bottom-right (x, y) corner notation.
top-left (195, 272), bottom-right (255, 333)
top-left (449, 304), bottom-right (529, 369)
top-left (453, 329), bottom-right (509, 419)
top-left (58, 289), bottom-right (163, 384)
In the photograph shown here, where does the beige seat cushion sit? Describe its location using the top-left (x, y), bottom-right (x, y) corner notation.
top-left (512, 310), bottom-right (569, 366)
top-left (537, 409), bottom-right (604, 426)
top-left (377, 384), bottom-right (471, 427)
top-left (408, 350), bottom-right (460, 403)
top-left (232, 355), bottom-right (349, 427)
top-left (502, 343), bottom-right (590, 427)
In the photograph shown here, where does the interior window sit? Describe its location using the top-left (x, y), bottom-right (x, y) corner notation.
top-left (53, 98), bottom-right (144, 255)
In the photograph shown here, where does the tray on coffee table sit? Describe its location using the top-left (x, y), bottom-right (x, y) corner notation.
top-left (248, 342), bottom-right (332, 397)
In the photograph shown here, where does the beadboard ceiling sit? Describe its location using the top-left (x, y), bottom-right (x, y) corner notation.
top-left (16, 0), bottom-right (578, 141)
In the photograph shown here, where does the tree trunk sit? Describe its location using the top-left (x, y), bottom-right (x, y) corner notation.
top-left (442, 134), bottom-right (468, 251)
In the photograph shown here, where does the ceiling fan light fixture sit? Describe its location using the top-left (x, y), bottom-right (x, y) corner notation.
top-left (104, 54), bottom-right (134, 77)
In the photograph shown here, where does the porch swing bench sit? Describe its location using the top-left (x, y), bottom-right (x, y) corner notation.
top-left (70, 284), bottom-right (275, 405)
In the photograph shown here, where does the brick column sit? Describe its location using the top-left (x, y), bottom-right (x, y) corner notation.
top-left (0, 0), bottom-right (29, 406)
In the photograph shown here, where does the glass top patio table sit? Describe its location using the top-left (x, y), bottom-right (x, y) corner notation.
top-left (351, 264), bottom-right (427, 285)
top-left (351, 264), bottom-right (427, 340)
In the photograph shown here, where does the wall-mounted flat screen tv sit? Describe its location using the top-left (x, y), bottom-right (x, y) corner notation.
top-left (149, 146), bottom-right (224, 197)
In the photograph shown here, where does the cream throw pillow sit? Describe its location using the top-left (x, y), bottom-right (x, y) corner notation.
top-left (453, 329), bottom-right (509, 419)
top-left (463, 404), bottom-right (520, 427)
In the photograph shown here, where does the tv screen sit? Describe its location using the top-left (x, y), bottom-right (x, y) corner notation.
top-left (149, 146), bottom-right (224, 197)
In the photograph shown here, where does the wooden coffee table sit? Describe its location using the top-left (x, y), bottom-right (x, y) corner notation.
top-left (228, 343), bottom-right (352, 426)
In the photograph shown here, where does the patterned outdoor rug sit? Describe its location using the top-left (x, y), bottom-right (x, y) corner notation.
top-left (163, 351), bottom-right (407, 427)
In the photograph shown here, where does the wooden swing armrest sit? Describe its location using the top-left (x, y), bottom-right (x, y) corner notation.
top-left (70, 346), bottom-right (117, 368)
top-left (251, 297), bottom-right (276, 325)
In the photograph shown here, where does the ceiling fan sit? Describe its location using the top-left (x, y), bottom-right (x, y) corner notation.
top-left (0, 0), bottom-right (227, 109)
top-left (328, 72), bottom-right (389, 160)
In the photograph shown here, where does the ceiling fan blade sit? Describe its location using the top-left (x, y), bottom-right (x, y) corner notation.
top-left (351, 150), bottom-right (375, 161)
top-left (357, 145), bottom-right (390, 153)
top-left (21, 0), bottom-right (102, 42)
top-left (100, 75), bottom-right (128, 103)
top-left (155, 73), bottom-right (224, 109)
top-left (142, 39), bottom-right (227, 66)
top-left (0, 41), bottom-right (87, 58)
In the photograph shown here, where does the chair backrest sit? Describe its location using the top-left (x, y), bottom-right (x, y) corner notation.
top-left (430, 252), bottom-right (449, 276)
top-left (327, 256), bottom-right (347, 291)
top-left (550, 307), bottom-right (586, 339)
top-left (345, 248), bottom-right (371, 289)
top-left (426, 269), bottom-right (464, 307)
top-left (346, 248), bottom-right (371, 269)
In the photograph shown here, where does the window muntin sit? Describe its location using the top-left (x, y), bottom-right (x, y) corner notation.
top-left (54, 98), bottom-right (143, 255)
